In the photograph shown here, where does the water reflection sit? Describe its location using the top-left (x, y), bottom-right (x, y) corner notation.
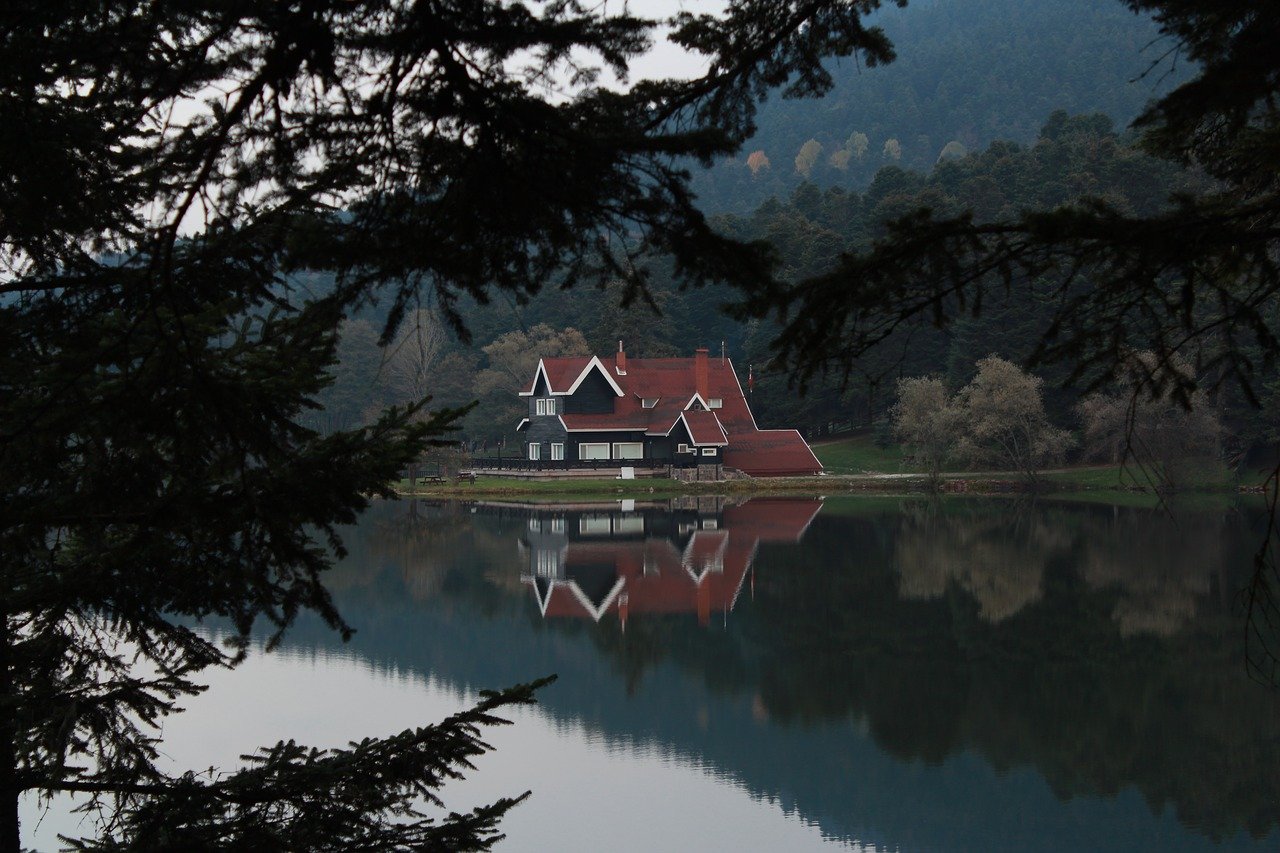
top-left (303, 496), bottom-right (1278, 850)
top-left (512, 497), bottom-right (822, 626)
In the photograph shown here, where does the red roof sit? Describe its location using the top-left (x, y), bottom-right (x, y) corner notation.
top-left (521, 352), bottom-right (821, 476)
top-left (681, 410), bottom-right (728, 445)
top-left (722, 429), bottom-right (823, 477)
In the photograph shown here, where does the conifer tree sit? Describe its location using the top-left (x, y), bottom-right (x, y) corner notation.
top-left (731, 2), bottom-right (1280, 682)
top-left (0, 1), bottom-right (901, 848)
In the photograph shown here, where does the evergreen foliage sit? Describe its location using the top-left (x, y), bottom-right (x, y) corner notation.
top-left (0, 1), bottom-right (902, 848)
top-left (733, 2), bottom-right (1280, 682)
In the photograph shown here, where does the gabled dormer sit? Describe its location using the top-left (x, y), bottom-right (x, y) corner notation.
top-left (562, 357), bottom-right (623, 415)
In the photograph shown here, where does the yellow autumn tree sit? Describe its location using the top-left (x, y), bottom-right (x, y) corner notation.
top-left (794, 138), bottom-right (823, 177)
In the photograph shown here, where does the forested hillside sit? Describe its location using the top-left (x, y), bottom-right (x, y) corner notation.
top-left (310, 112), bottom-right (1280, 461)
top-left (691, 0), bottom-right (1191, 212)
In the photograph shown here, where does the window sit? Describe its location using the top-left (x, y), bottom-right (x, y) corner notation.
top-left (535, 397), bottom-right (555, 416)
top-left (707, 398), bottom-right (723, 409)
top-left (527, 518), bottom-right (541, 532)
top-left (535, 398), bottom-right (545, 415)
top-left (677, 443), bottom-right (690, 454)
top-left (535, 549), bottom-right (560, 577)
top-left (701, 519), bottom-right (719, 530)
top-left (550, 517), bottom-right (565, 534)
top-left (614, 516), bottom-right (644, 534)
top-left (641, 398), bottom-right (659, 409)
top-left (701, 447), bottom-right (717, 456)
top-left (550, 443), bottom-right (564, 461)
top-left (579, 442), bottom-right (609, 460)
top-left (612, 442), bottom-right (643, 459)
top-left (528, 443), bottom-right (540, 461)
top-left (579, 516), bottom-right (611, 535)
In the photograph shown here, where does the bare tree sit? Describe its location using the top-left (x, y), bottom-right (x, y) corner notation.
top-left (953, 356), bottom-right (1073, 484)
top-left (892, 376), bottom-right (962, 486)
top-left (1077, 351), bottom-right (1222, 492)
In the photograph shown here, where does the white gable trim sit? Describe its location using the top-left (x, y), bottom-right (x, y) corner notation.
top-left (672, 411), bottom-right (728, 446)
top-left (681, 531), bottom-right (730, 583)
top-left (724, 358), bottom-right (761, 430)
top-left (683, 392), bottom-right (710, 411)
top-left (518, 360), bottom-right (552, 397)
top-left (728, 540), bottom-right (762, 609)
top-left (565, 356), bottom-right (625, 397)
top-left (567, 577), bottom-right (627, 622)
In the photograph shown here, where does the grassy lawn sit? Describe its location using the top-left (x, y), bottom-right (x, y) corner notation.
top-left (812, 434), bottom-right (907, 474)
top-left (1042, 457), bottom-right (1242, 491)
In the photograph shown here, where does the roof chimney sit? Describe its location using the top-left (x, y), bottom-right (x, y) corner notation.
top-left (694, 347), bottom-right (709, 400)
top-left (616, 340), bottom-right (627, 375)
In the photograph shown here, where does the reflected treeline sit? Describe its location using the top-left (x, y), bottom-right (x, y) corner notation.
top-left (315, 496), bottom-right (1278, 845)
top-left (893, 498), bottom-right (1232, 636)
top-left (750, 498), bottom-right (1278, 842)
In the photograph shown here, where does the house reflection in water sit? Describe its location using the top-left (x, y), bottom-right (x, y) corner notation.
top-left (507, 497), bottom-right (824, 627)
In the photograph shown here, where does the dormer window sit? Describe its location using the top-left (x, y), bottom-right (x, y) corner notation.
top-left (641, 398), bottom-right (659, 409)
top-left (535, 397), bottom-right (556, 416)
top-left (707, 398), bottom-right (722, 409)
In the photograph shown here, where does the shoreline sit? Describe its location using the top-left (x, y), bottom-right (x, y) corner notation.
top-left (393, 469), bottom-right (1265, 504)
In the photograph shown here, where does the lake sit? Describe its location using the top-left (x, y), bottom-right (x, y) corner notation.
top-left (22, 495), bottom-right (1280, 851)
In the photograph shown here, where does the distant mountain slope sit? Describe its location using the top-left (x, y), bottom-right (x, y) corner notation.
top-left (691, 0), bottom-right (1190, 212)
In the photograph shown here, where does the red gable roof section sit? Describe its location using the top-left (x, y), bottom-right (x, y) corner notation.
top-left (681, 410), bottom-right (728, 446)
top-left (722, 429), bottom-right (822, 477)
top-left (526, 352), bottom-right (821, 476)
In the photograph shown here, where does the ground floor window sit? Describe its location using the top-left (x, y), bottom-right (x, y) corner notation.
top-left (613, 442), bottom-right (644, 459)
top-left (700, 447), bottom-right (717, 456)
top-left (578, 442), bottom-right (609, 460)
top-left (528, 443), bottom-right (540, 461)
top-left (550, 443), bottom-right (564, 460)
top-left (677, 443), bottom-right (691, 454)
top-left (534, 549), bottom-right (560, 577)
top-left (580, 515), bottom-right (611, 534)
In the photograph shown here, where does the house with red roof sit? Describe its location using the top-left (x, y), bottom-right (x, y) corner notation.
top-left (515, 344), bottom-right (821, 477)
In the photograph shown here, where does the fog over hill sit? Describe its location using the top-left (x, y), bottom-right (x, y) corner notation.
top-left (691, 0), bottom-right (1191, 213)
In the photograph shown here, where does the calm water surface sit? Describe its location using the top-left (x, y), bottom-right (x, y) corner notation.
top-left (23, 495), bottom-right (1280, 851)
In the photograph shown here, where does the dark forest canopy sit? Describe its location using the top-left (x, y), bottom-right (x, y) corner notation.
top-left (0, 2), bottom-right (907, 849)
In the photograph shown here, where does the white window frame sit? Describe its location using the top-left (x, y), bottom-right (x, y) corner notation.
top-left (641, 398), bottom-right (659, 409)
top-left (707, 398), bottom-right (723, 409)
top-left (677, 443), bottom-right (691, 454)
top-left (535, 398), bottom-right (545, 415)
top-left (613, 516), bottom-right (645, 534)
top-left (701, 447), bottom-right (717, 456)
top-left (550, 443), bottom-right (564, 461)
top-left (550, 517), bottom-right (565, 534)
top-left (580, 516), bottom-right (611, 535)
top-left (535, 549), bottom-right (560, 577)
top-left (536, 397), bottom-right (556, 416)
top-left (528, 443), bottom-right (540, 461)
top-left (578, 442), bottom-right (610, 460)
top-left (612, 441), bottom-right (644, 460)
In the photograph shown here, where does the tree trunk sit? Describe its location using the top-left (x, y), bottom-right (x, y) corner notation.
top-left (1, 610), bottom-right (19, 853)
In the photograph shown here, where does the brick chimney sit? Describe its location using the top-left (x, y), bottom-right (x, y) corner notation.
top-left (694, 347), bottom-right (709, 400)
top-left (616, 340), bottom-right (627, 375)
